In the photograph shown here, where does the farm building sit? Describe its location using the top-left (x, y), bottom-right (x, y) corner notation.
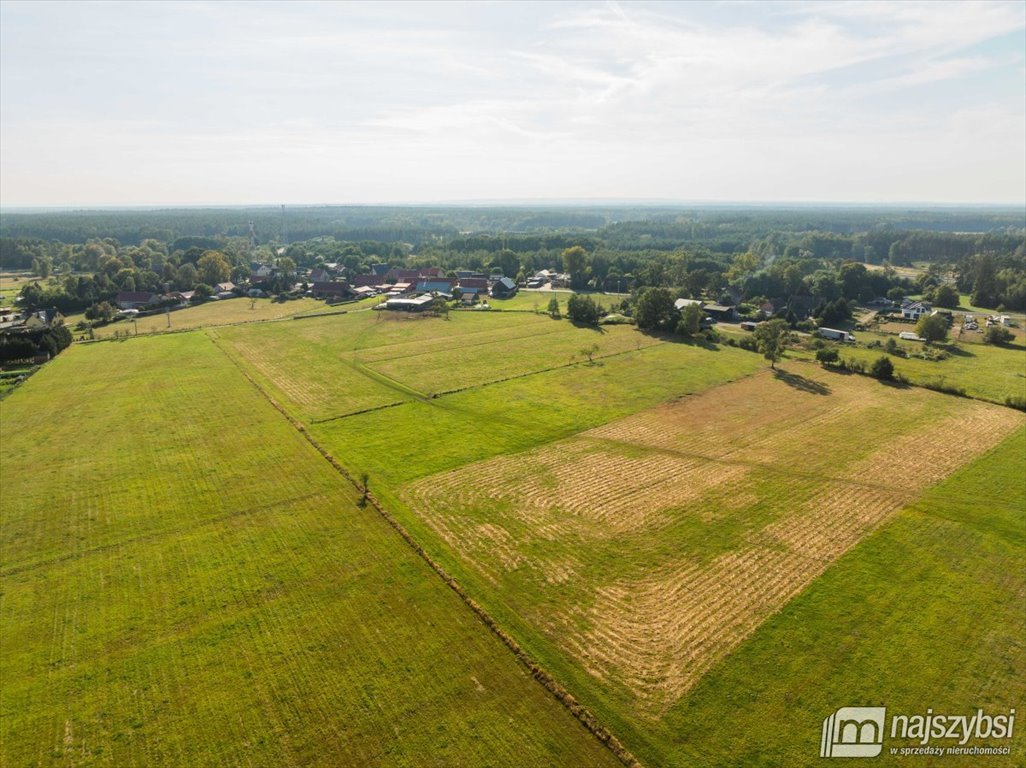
top-left (460, 292), bottom-right (478, 305)
top-left (674, 298), bottom-right (704, 311)
top-left (901, 300), bottom-right (932, 320)
top-left (457, 277), bottom-right (489, 293)
top-left (383, 294), bottom-right (435, 312)
top-left (115, 291), bottom-right (161, 310)
top-left (490, 277), bottom-right (518, 298)
top-left (740, 321), bottom-right (759, 331)
top-left (703, 304), bottom-right (737, 322)
top-left (310, 282), bottom-right (353, 299)
top-left (416, 278), bottom-right (457, 293)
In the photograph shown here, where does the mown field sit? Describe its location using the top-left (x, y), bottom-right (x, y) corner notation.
top-left (63, 296), bottom-right (333, 339)
top-left (395, 363), bottom-right (1023, 764)
top-left (216, 309), bottom-right (676, 422)
top-left (670, 425), bottom-right (1026, 767)
top-left (0, 333), bottom-right (622, 767)
top-left (0, 272), bottom-right (39, 305)
top-left (211, 307), bottom-right (1025, 765)
top-left (6, 301), bottom-right (1024, 768)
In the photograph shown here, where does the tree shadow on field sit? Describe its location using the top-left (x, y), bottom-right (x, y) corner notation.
top-left (773, 368), bottom-right (830, 395)
top-left (940, 343), bottom-right (974, 357)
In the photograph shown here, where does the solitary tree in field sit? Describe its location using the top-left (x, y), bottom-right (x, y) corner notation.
top-left (634, 287), bottom-right (676, 331)
top-left (580, 343), bottom-right (599, 364)
top-left (754, 318), bottom-right (789, 369)
top-left (547, 295), bottom-right (561, 318)
top-left (915, 313), bottom-right (949, 344)
top-left (566, 294), bottom-right (600, 325)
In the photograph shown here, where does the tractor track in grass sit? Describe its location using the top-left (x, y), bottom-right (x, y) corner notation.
top-left (204, 329), bottom-right (644, 768)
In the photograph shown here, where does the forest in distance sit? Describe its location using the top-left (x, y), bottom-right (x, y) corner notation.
top-left (2, 204), bottom-right (1025, 318)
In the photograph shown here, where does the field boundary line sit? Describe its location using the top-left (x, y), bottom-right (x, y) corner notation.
top-left (205, 330), bottom-right (644, 768)
top-left (424, 342), bottom-right (666, 400)
top-left (309, 399), bottom-right (409, 424)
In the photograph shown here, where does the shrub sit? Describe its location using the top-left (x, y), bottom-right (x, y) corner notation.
top-left (816, 348), bottom-right (840, 366)
top-left (984, 325), bottom-right (1014, 345)
top-left (870, 355), bottom-right (895, 380)
top-left (737, 335), bottom-right (759, 352)
top-left (1005, 395), bottom-right (1026, 411)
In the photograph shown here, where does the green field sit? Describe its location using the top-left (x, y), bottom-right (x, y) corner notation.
top-left (792, 330), bottom-right (1026, 405)
top-left (0, 334), bottom-right (622, 767)
top-left (216, 309), bottom-right (674, 422)
top-left (63, 296), bottom-right (336, 339)
top-left (4, 300), bottom-right (1024, 767)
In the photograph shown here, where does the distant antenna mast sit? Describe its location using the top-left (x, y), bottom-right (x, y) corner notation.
top-left (281, 205), bottom-right (287, 246)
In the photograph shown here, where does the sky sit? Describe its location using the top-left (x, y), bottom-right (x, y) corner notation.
top-left (1, 0), bottom-right (1024, 207)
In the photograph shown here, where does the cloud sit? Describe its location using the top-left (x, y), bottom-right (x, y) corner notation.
top-left (1, 0), bottom-right (1023, 205)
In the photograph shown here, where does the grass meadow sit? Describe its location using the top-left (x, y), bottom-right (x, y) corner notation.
top-left (63, 296), bottom-right (330, 339)
top-left (5, 299), bottom-right (1024, 767)
top-left (792, 331), bottom-right (1026, 405)
top-left (0, 333), bottom-right (621, 768)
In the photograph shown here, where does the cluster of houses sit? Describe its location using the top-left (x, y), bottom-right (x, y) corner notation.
top-left (350, 265), bottom-right (518, 310)
top-left (112, 262), bottom-right (523, 315)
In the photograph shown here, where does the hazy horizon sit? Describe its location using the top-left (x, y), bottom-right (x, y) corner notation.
top-left (2, 1), bottom-right (1024, 207)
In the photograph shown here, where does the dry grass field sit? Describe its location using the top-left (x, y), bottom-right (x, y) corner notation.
top-left (402, 363), bottom-right (1024, 716)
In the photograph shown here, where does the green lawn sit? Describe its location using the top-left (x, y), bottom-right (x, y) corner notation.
top-left (792, 330), bottom-right (1026, 405)
top-left (0, 334), bottom-right (622, 768)
top-left (667, 425), bottom-right (1026, 767)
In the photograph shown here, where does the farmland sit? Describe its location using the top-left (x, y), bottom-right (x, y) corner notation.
top-left (62, 295), bottom-right (332, 339)
top-left (803, 331), bottom-right (1026, 405)
top-left (670, 425), bottom-right (1026, 767)
top-left (396, 363), bottom-right (1023, 762)
top-left (0, 333), bottom-right (623, 768)
top-left (4, 291), bottom-right (1025, 767)
top-left (216, 309), bottom-right (679, 422)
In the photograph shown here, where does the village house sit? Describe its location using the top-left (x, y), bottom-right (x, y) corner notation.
top-left (901, 300), bottom-right (932, 321)
top-left (310, 281), bottom-right (354, 300)
top-left (115, 291), bottom-right (161, 310)
top-left (490, 276), bottom-right (518, 299)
